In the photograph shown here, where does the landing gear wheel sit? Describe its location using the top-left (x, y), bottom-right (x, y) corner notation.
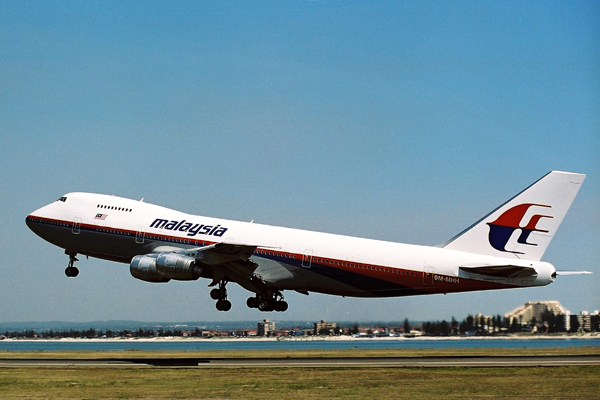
top-left (246, 297), bottom-right (258, 308)
top-left (210, 288), bottom-right (222, 300)
top-left (257, 300), bottom-right (271, 312)
top-left (275, 301), bottom-right (288, 312)
top-left (65, 251), bottom-right (79, 278)
top-left (216, 299), bottom-right (232, 312)
top-left (212, 280), bottom-right (231, 311)
top-left (253, 290), bottom-right (288, 312)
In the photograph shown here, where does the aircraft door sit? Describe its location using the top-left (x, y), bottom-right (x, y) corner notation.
top-left (136, 227), bottom-right (145, 244)
top-left (72, 217), bottom-right (81, 235)
top-left (423, 266), bottom-right (434, 286)
top-left (302, 250), bottom-right (313, 268)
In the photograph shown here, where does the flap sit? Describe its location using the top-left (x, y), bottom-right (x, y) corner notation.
top-left (186, 242), bottom-right (258, 266)
top-left (160, 242), bottom-right (258, 263)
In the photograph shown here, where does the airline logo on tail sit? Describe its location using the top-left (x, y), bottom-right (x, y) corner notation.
top-left (487, 203), bottom-right (552, 254)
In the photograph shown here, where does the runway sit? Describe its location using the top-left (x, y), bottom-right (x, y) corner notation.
top-left (0, 355), bottom-right (598, 368)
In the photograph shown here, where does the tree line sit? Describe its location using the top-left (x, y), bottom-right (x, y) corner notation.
top-left (417, 311), bottom-right (598, 335)
top-left (1, 327), bottom-right (205, 339)
top-left (2, 311), bottom-right (596, 339)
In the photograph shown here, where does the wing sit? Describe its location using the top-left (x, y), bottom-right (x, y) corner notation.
top-left (131, 241), bottom-right (274, 296)
top-left (185, 242), bottom-right (258, 266)
top-left (170, 243), bottom-right (271, 292)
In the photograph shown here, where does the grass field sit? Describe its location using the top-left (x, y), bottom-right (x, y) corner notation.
top-left (0, 347), bottom-right (599, 399)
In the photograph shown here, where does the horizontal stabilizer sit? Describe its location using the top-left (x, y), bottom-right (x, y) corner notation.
top-left (459, 265), bottom-right (537, 278)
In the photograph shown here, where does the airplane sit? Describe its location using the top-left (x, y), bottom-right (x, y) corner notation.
top-left (25, 171), bottom-right (590, 313)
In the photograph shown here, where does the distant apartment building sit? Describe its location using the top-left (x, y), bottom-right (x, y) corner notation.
top-left (504, 301), bottom-right (599, 333)
top-left (558, 313), bottom-right (571, 332)
top-left (257, 319), bottom-right (275, 336)
top-left (592, 312), bottom-right (600, 332)
top-left (314, 320), bottom-right (337, 335)
top-left (473, 313), bottom-right (496, 333)
top-left (579, 311), bottom-right (592, 332)
top-left (505, 301), bottom-right (567, 326)
top-left (575, 311), bottom-right (600, 332)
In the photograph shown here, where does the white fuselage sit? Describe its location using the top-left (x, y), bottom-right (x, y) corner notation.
top-left (26, 192), bottom-right (555, 298)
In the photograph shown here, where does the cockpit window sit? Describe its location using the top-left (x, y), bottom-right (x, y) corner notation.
top-left (57, 196), bottom-right (67, 202)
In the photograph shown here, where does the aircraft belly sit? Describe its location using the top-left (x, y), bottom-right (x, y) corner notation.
top-left (301, 265), bottom-right (425, 297)
top-left (261, 256), bottom-right (518, 298)
top-left (253, 255), bottom-right (427, 297)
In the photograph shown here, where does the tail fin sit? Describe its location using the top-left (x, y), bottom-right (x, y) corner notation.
top-left (443, 171), bottom-right (585, 260)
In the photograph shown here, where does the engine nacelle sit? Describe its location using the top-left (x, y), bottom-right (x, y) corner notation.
top-left (130, 253), bottom-right (203, 282)
top-left (130, 254), bottom-right (170, 283)
top-left (155, 252), bottom-right (203, 281)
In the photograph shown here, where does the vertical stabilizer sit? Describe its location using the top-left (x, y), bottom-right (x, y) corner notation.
top-left (443, 171), bottom-right (585, 260)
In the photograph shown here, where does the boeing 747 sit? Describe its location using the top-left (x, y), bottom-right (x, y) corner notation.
top-left (26, 171), bottom-right (589, 312)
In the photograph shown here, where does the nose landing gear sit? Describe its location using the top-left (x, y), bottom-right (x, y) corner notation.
top-left (65, 251), bottom-right (79, 278)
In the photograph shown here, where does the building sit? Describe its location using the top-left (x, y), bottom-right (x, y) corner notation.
top-left (505, 301), bottom-right (567, 326)
top-left (314, 320), bottom-right (337, 335)
top-left (473, 313), bottom-right (496, 333)
top-left (257, 319), bottom-right (275, 336)
top-left (575, 311), bottom-right (599, 332)
top-left (592, 312), bottom-right (600, 332)
top-left (557, 313), bottom-right (571, 332)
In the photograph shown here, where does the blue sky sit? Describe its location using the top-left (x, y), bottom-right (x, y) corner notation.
top-left (1, 1), bottom-right (598, 324)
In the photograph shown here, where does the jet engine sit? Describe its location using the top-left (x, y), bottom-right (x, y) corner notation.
top-left (130, 254), bottom-right (167, 282)
top-left (130, 253), bottom-right (203, 282)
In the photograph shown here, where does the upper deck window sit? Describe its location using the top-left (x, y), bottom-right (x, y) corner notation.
top-left (57, 196), bottom-right (67, 202)
top-left (96, 203), bottom-right (133, 212)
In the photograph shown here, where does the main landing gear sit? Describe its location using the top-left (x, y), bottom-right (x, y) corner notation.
top-left (210, 280), bottom-right (232, 312)
top-left (246, 291), bottom-right (288, 312)
top-left (208, 282), bottom-right (288, 312)
top-left (65, 251), bottom-right (79, 278)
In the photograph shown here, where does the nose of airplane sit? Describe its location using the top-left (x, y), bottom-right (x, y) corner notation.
top-left (25, 204), bottom-right (53, 237)
top-left (25, 211), bottom-right (43, 236)
top-left (25, 214), bottom-right (34, 229)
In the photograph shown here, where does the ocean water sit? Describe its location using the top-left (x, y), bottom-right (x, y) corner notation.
top-left (0, 337), bottom-right (598, 352)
